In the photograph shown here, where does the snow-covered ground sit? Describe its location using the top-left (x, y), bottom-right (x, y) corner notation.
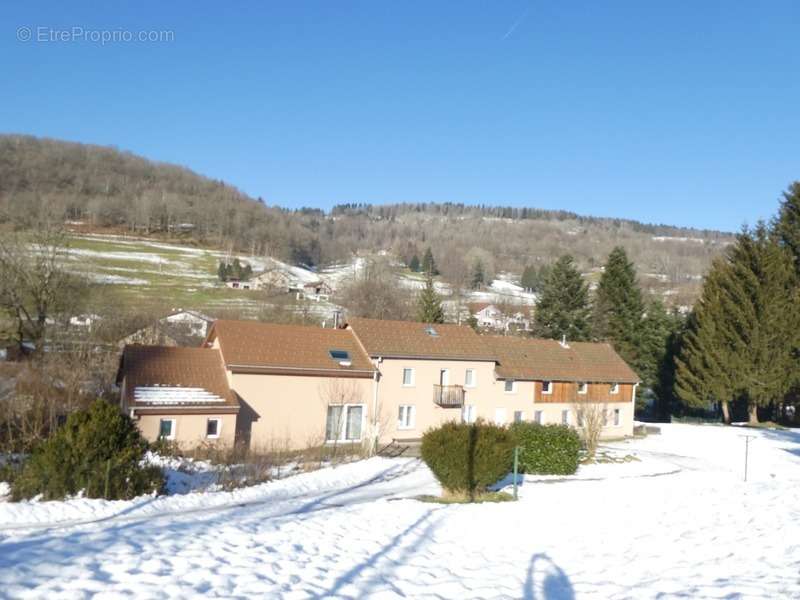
top-left (1, 425), bottom-right (799, 598)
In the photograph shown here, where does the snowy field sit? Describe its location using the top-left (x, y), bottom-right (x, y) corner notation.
top-left (1, 424), bottom-right (799, 599)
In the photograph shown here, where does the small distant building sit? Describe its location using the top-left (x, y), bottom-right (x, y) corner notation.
top-left (297, 281), bottom-right (332, 302)
top-left (68, 313), bottom-right (102, 330)
top-left (468, 303), bottom-right (531, 332)
top-left (118, 310), bottom-right (214, 349)
top-left (161, 310), bottom-right (214, 338)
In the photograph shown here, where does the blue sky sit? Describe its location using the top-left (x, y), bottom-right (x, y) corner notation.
top-left (2, 1), bottom-right (798, 231)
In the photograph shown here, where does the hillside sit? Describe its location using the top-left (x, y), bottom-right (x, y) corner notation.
top-left (0, 134), bottom-right (734, 305)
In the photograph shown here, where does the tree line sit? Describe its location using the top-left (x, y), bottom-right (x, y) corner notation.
top-left (0, 135), bottom-right (730, 306)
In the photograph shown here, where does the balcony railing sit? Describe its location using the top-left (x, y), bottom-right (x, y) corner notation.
top-left (433, 384), bottom-right (465, 407)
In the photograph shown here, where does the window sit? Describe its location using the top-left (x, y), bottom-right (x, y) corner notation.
top-left (465, 369), bottom-right (476, 388)
top-left (614, 408), bottom-right (621, 427)
top-left (158, 419), bottom-right (175, 440)
top-left (504, 379), bottom-right (516, 393)
top-left (325, 405), bottom-right (364, 442)
top-left (578, 382), bottom-right (588, 395)
top-left (398, 405), bottom-right (416, 430)
top-left (206, 418), bottom-right (221, 439)
top-left (542, 381), bottom-right (552, 395)
top-left (402, 368), bottom-right (415, 386)
top-left (329, 349), bottom-right (350, 361)
top-left (513, 410), bottom-right (524, 423)
top-left (462, 404), bottom-right (477, 424)
top-left (534, 410), bottom-right (544, 424)
top-left (439, 369), bottom-right (450, 386)
top-left (494, 408), bottom-right (507, 424)
top-left (602, 410), bottom-right (609, 426)
top-left (424, 326), bottom-right (439, 337)
top-left (561, 410), bottom-right (569, 425)
top-left (577, 412), bottom-right (585, 427)
top-left (610, 383), bottom-right (619, 395)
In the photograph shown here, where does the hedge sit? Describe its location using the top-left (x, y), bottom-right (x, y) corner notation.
top-left (420, 420), bottom-right (514, 495)
top-left (509, 422), bottom-right (581, 475)
top-left (12, 399), bottom-right (164, 501)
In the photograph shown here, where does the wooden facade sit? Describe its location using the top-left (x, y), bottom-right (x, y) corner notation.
top-left (532, 381), bottom-right (634, 404)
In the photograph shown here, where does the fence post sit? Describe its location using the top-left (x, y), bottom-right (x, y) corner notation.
top-left (104, 459), bottom-right (111, 499)
top-left (513, 446), bottom-right (520, 500)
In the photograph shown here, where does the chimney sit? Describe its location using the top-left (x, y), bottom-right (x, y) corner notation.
top-left (560, 335), bottom-right (569, 349)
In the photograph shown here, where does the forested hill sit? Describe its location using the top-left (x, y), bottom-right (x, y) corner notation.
top-left (0, 134), bottom-right (732, 291)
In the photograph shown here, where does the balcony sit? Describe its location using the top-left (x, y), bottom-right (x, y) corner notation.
top-left (433, 384), bottom-right (465, 408)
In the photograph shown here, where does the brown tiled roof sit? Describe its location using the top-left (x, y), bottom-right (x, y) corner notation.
top-left (346, 318), bottom-right (496, 361)
top-left (118, 346), bottom-right (236, 408)
top-left (467, 302), bottom-right (494, 314)
top-left (207, 320), bottom-right (375, 377)
top-left (485, 336), bottom-right (639, 383)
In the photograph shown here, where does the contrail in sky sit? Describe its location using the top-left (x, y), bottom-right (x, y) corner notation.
top-left (502, 5), bottom-right (531, 40)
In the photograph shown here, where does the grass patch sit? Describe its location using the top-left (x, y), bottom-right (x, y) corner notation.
top-left (416, 491), bottom-right (515, 504)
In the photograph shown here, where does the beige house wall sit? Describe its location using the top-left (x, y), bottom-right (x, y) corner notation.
top-left (523, 401), bottom-right (635, 439)
top-left (229, 372), bottom-right (375, 451)
top-left (375, 358), bottom-right (536, 441)
top-left (136, 413), bottom-right (237, 448)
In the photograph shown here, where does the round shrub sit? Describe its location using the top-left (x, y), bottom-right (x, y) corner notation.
top-left (12, 399), bottom-right (164, 501)
top-left (509, 422), bottom-right (581, 475)
top-left (420, 420), bottom-right (515, 496)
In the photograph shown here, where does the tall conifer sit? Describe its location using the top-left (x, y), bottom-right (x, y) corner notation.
top-left (532, 255), bottom-right (591, 341)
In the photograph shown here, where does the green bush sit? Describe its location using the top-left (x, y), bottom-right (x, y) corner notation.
top-left (420, 420), bottom-right (514, 496)
top-left (510, 422), bottom-right (581, 475)
top-left (12, 399), bottom-right (164, 501)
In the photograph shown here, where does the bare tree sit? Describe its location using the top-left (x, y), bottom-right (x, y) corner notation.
top-left (0, 226), bottom-right (89, 351)
top-left (572, 400), bottom-right (608, 460)
top-left (337, 258), bottom-right (412, 320)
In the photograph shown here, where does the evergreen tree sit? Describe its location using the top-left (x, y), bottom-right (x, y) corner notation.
top-left (217, 261), bottom-right (229, 282)
top-left (421, 247), bottom-right (438, 275)
top-left (231, 258), bottom-right (243, 280)
top-left (675, 225), bottom-right (799, 423)
top-left (409, 254), bottom-right (421, 272)
top-left (592, 247), bottom-right (645, 371)
top-left (675, 270), bottom-right (729, 421)
top-left (242, 263), bottom-right (253, 280)
top-left (470, 259), bottom-right (485, 289)
top-left (638, 299), bottom-right (684, 415)
top-left (774, 181), bottom-right (800, 274)
top-left (521, 263), bottom-right (549, 292)
top-left (417, 274), bottom-right (445, 323)
top-left (652, 308), bottom-right (688, 421)
top-left (531, 255), bottom-right (590, 341)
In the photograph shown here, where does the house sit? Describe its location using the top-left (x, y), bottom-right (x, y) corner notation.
top-left (117, 317), bottom-right (639, 450)
top-left (119, 310), bottom-right (214, 348)
top-left (117, 346), bottom-right (239, 447)
top-left (161, 310), bottom-right (214, 338)
top-left (345, 317), bottom-right (503, 441)
top-left (297, 280), bottom-right (332, 302)
top-left (484, 336), bottom-right (639, 437)
top-left (205, 320), bottom-right (376, 450)
top-left (468, 303), bottom-right (531, 332)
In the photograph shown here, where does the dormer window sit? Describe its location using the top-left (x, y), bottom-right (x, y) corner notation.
top-left (424, 326), bottom-right (439, 337)
top-left (578, 382), bottom-right (588, 395)
top-left (329, 350), bottom-right (350, 361)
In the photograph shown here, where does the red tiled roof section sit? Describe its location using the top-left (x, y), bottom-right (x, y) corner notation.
top-left (208, 320), bottom-right (375, 375)
top-left (346, 317), bottom-right (496, 361)
top-left (467, 302), bottom-right (493, 313)
top-left (119, 346), bottom-right (235, 406)
top-left (485, 336), bottom-right (639, 383)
